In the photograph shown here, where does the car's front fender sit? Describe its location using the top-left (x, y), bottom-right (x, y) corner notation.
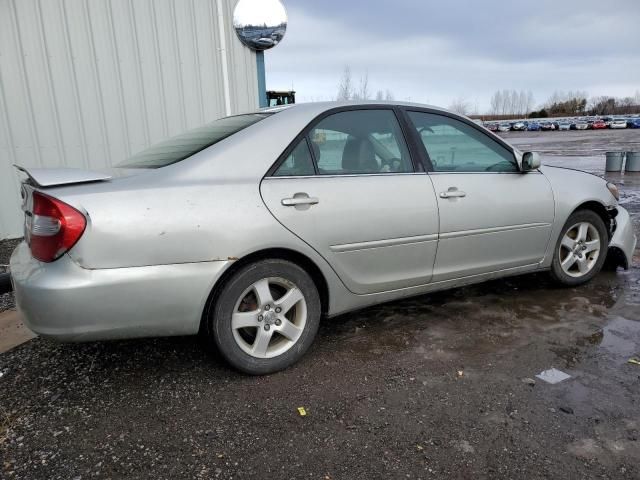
top-left (539, 165), bottom-right (618, 267)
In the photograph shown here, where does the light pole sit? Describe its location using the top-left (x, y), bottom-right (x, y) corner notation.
top-left (256, 51), bottom-right (267, 107)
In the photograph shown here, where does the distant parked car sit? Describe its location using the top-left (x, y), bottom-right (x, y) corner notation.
top-left (527, 122), bottom-right (541, 131)
top-left (575, 121), bottom-right (589, 130)
top-left (254, 37), bottom-right (276, 48)
top-left (558, 122), bottom-right (571, 131)
top-left (512, 121), bottom-right (526, 131)
top-left (610, 119), bottom-right (628, 129)
top-left (540, 122), bottom-right (555, 131)
top-left (486, 123), bottom-right (499, 132)
top-left (627, 118), bottom-right (640, 129)
top-left (498, 123), bottom-right (511, 132)
top-left (603, 117), bottom-right (613, 127)
top-left (592, 119), bottom-right (607, 129)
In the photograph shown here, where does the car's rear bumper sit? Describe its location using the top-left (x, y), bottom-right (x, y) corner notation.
top-left (609, 206), bottom-right (637, 269)
top-left (10, 242), bottom-right (229, 341)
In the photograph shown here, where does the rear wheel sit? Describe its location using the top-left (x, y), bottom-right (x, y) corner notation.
top-left (206, 259), bottom-right (321, 375)
top-left (550, 210), bottom-right (608, 286)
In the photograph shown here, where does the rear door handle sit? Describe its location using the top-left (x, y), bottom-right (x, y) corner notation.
top-left (281, 196), bottom-right (319, 206)
top-left (439, 190), bottom-right (466, 198)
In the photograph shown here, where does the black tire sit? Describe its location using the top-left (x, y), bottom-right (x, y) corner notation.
top-left (550, 210), bottom-right (608, 287)
top-left (205, 259), bottom-right (321, 375)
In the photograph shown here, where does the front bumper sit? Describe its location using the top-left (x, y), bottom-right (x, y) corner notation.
top-left (10, 242), bottom-right (229, 341)
top-left (608, 206), bottom-right (637, 269)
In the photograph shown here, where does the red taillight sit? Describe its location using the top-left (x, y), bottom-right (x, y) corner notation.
top-left (29, 192), bottom-right (86, 262)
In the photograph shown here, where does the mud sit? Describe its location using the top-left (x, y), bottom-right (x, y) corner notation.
top-left (0, 130), bottom-right (639, 479)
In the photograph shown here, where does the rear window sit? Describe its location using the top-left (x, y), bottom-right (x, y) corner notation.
top-left (118, 114), bottom-right (269, 168)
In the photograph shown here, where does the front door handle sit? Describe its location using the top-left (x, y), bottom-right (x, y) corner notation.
top-left (439, 189), bottom-right (466, 199)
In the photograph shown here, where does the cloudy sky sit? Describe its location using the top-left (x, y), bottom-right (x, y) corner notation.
top-left (266, 0), bottom-right (640, 111)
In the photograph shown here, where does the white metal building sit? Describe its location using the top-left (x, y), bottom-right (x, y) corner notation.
top-left (0, 0), bottom-right (258, 239)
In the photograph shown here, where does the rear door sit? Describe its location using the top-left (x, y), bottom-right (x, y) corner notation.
top-left (404, 110), bottom-right (555, 282)
top-left (260, 107), bottom-right (440, 295)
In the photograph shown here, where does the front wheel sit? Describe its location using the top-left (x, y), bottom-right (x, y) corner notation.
top-left (206, 259), bottom-right (321, 375)
top-left (550, 210), bottom-right (608, 286)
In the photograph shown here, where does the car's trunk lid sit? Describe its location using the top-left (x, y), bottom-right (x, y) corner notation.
top-left (14, 165), bottom-right (147, 261)
top-left (14, 165), bottom-right (112, 188)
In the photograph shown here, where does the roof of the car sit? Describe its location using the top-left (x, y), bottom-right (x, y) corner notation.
top-left (254, 100), bottom-right (451, 117)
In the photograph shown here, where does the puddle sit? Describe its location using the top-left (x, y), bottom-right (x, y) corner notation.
top-left (598, 317), bottom-right (640, 363)
top-left (323, 270), bottom-right (631, 363)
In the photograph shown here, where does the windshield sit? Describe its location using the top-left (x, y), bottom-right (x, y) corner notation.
top-left (118, 113), bottom-right (269, 168)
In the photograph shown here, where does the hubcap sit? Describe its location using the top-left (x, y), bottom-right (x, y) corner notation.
top-left (231, 277), bottom-right (307, 359)
top-left (559, 221), bottom-right (601, 278)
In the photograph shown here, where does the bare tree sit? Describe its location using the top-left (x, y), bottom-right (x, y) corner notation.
top-left (508, 90), bottom-right (517, 116)
top-left (526, 91), bottom-right (535, 115)
top-left (448, 96), bottom-right (472, 116)
top-left (490, 91), bottom-right (502, 115)
top-left (336, 66), bottom-right (354, 101)
top-left (354, 72), bottom-right (370, 101)
top-left (517, 91), bottom-right (527, 116)
top-left (488, 89), bottom-right (536, 116)
top-left (373, 89), bottom-right (395, 101)
top-left (545, 90), bottom-right (588, 109)
top-left (589, 96), bottom-right (617, 115)
top-left (501, 89), bottom-right (510, 115)
top-left (337, 67), bottom-right (394, 102)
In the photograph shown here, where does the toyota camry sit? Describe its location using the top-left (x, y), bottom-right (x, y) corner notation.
top-left (10, 101), bottom-right (636, 374)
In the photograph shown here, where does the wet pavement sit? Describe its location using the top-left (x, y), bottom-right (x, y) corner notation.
top-left (1, 130), bottom-right (639, 479)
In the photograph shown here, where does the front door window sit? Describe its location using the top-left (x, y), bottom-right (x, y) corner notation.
top-left (407, 112), bottom-right (518, 173)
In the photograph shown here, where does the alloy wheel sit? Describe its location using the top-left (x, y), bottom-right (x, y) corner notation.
top-left (558, 221), bottom-right (601, 278)
top-left (231, 277), bottom-right (307, 359)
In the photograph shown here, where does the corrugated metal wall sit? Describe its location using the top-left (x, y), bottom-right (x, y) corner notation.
top-left (0, 0), bottom-right (258, 239)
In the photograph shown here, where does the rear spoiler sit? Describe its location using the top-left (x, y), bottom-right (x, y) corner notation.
top-left (14, 165), bottom-right (111, 188)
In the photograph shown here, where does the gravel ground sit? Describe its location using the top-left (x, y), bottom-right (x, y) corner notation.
top-left (1, 130), bottom-right (639, 479)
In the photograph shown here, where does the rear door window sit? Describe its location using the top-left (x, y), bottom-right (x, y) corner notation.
top-left (309, 110), bottom-right (414, 175)
top-left (273, 139), bottom-right (316, 176)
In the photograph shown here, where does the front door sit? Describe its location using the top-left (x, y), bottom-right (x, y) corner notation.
top-left (261, 108), bottom-right (440, 294)
top-left (405, 110), bottom-right (555, 282)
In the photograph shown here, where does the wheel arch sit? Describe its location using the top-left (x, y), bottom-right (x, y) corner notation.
top-left (571, 200), bottom-right (613, 239)
top-left (200, 248), bottom-right (330, 333)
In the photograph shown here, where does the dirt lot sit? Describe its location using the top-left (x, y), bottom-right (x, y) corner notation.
top-left (1, 129), bottom-right (639, 479)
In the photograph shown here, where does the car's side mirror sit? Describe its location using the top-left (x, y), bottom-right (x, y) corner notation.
top-left (521, 152), bottom-right (541, 171)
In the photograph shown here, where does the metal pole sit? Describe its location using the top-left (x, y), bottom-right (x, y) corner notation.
top-left (256, 51), bottom-right (267, 108)
top-left (216, 0), bottom-right (232, 116)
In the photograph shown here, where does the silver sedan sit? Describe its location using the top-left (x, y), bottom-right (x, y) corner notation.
top-left (10, 102), bottom-right (637, 374)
